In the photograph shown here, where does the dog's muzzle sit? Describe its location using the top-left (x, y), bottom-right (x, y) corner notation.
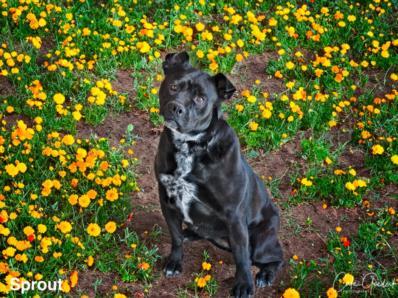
top-left (165, 101), bottom-right (185, 120)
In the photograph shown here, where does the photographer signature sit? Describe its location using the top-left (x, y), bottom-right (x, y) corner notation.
top-left (333, 272), bottom-right (397, 293)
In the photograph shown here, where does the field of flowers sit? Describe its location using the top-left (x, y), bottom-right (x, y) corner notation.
top-left (0, 0), bottom-right (397, 297)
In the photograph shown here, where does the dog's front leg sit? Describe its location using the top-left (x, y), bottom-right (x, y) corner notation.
top-left (159, 187), bottom-right (184, 277)
top-left (228, 217), bottom-right (254, 298)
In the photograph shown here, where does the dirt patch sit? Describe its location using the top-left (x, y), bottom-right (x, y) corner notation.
top-left (230, 52), bottom-right (284, 97)
top-left (248, 130), bottom-right (311, 199)
top-left (77, 270), bottom-right (146, 297)
top-left (112, 70), bottom-right (136, 101)
top-left (281, 202), bottom-right (361, 260)
top-left (36, 38), bottom-right (56, 66)
top-left (2, 113), bottom-right (33, 129)
top-left (0, 76), bottom-right (14, 97)
top-left (359, 69), bottom-right (392, 98)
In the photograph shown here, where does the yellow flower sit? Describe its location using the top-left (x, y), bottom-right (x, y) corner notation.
top-left (202, 262), bottom-right (211, 271)
top-left (371, 144), bottom-right (384, 155)
top-left (301, 178), bottom-right (312, 187)
top-left (53, 93), bottom-right (65, 104)
top-left (86, 256), bottom-right (94, 267)
top-left (106, 188), bottom-right (119, 201)
top-left (235, 104), bottom-right (244, 112)
top-left (249, 121), bottom-right (258, 131)
top-left (286, 61), bottom-right (295, 70)
top-left (342, 273), bottom-right (354, 285)
top-left (68, 194), bottom-right (78, 206)
top-left (72, 111), bottom-right (82, 121)
top-left (347, 15), bottom-right (356, 22)
top-left (137, 41), bottom-right (150, 53)
top-left (196, 277), bottom-right (207, 288)
top-left (328, 120), bottom-right (337, 127)
top-left (348, 168), bottom-right (356, 176)
top-left (381, 50), bottom-right (389, 58)
top-left (345, 182), bottom-right (356, 191)
top-left (57, 221), bottom-right (72, 234)
top-left (195, 22), bottom-right (205, 31)
top-left (37, 224), bottom-right (47, 234)
top-left (326, 287), bottom-right (338, 298)
top-left (391, 155), bottom-right (398, 165)
top-left (105, 221), bottom-right (117, 234)
top-left (269, 18), bottom-right (277, 26)
top-left (335, 226), bottom-right (342, 233)
top-left (114, 294), bottom-right (127, 298)
top-left (61, 280), bottom-right (70, 293)
top-left (282, 288), bottom-right (300, 298)
top-left (5, 164), bottom-right (19, 177)
top-left (247, 95), bottom-right (256, 103)
top-left (236, 53), bottom-right (244, 62)
top-left (78, 195), bottom-right (90, 208)
top-left (262, 109), bottom-right (272, 119)
top-left (87, 223), bottom-right (101, 237)
top-left (62, 134), bottom-right (75, 146)
top-left (196, 50), bottom-right (204, 58)
top-left (23, 226), bottom-right (34, 236)
top-left (354, 179), bottom-right (367, 188)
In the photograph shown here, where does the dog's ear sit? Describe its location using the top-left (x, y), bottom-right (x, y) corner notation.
top-left (212, 73), bottom-right (236, 101)
top-left (162, 52), bottom-right (190, 74)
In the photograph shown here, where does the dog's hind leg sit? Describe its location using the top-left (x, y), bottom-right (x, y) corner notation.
top-left (182, 228), bottom-right (203, 242)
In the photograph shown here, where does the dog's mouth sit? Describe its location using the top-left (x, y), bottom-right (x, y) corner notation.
top-left (164, 119), bottom-right (180, 131)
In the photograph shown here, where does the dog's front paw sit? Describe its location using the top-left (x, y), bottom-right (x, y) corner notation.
top-left (163, 259), bottom-right (182, 277)
top-left (231, 278), bottom-right (254, 298)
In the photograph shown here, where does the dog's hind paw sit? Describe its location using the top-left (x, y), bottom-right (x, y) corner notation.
top-left (255, 271), bottom-right (274, 288)
top-left (163, 259), bottom-right (182, 277)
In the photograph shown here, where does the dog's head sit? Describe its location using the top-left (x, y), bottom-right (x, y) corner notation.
top-left (159, 52), bottom-right (236, 134)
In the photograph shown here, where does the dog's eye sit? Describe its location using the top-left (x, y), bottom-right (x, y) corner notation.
top-left (169, 84), bottom-right (178, 91)
top-left (193, 96), bottom-right (206, 106)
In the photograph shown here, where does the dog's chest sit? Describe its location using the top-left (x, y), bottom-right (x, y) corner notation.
top-left (159, 141), bottom-right (199, 224)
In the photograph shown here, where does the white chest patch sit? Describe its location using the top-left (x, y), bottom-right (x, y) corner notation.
top-left (159, 132), bottom-right (203, 224)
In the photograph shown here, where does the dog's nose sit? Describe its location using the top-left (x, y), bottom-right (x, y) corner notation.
top-left (166, 101), bottom-right (185, 119)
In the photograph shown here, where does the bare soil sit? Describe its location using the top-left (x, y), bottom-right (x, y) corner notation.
top-left (230, 52), bottom-right (283, 97)
top-left (0, 76), bottom-right (14, 97)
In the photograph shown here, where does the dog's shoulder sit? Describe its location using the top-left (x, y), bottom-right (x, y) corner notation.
top-left (206, 119), bottom-right (239, 161)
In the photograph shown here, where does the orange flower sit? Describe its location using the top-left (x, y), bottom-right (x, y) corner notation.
top-left (138, 262), bottom-right (150, 270)
top-left (70, 271), bottom-right (78, 288)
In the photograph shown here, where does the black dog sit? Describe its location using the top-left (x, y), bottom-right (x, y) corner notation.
top-left (155, 52), bottom-right (283, 297)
